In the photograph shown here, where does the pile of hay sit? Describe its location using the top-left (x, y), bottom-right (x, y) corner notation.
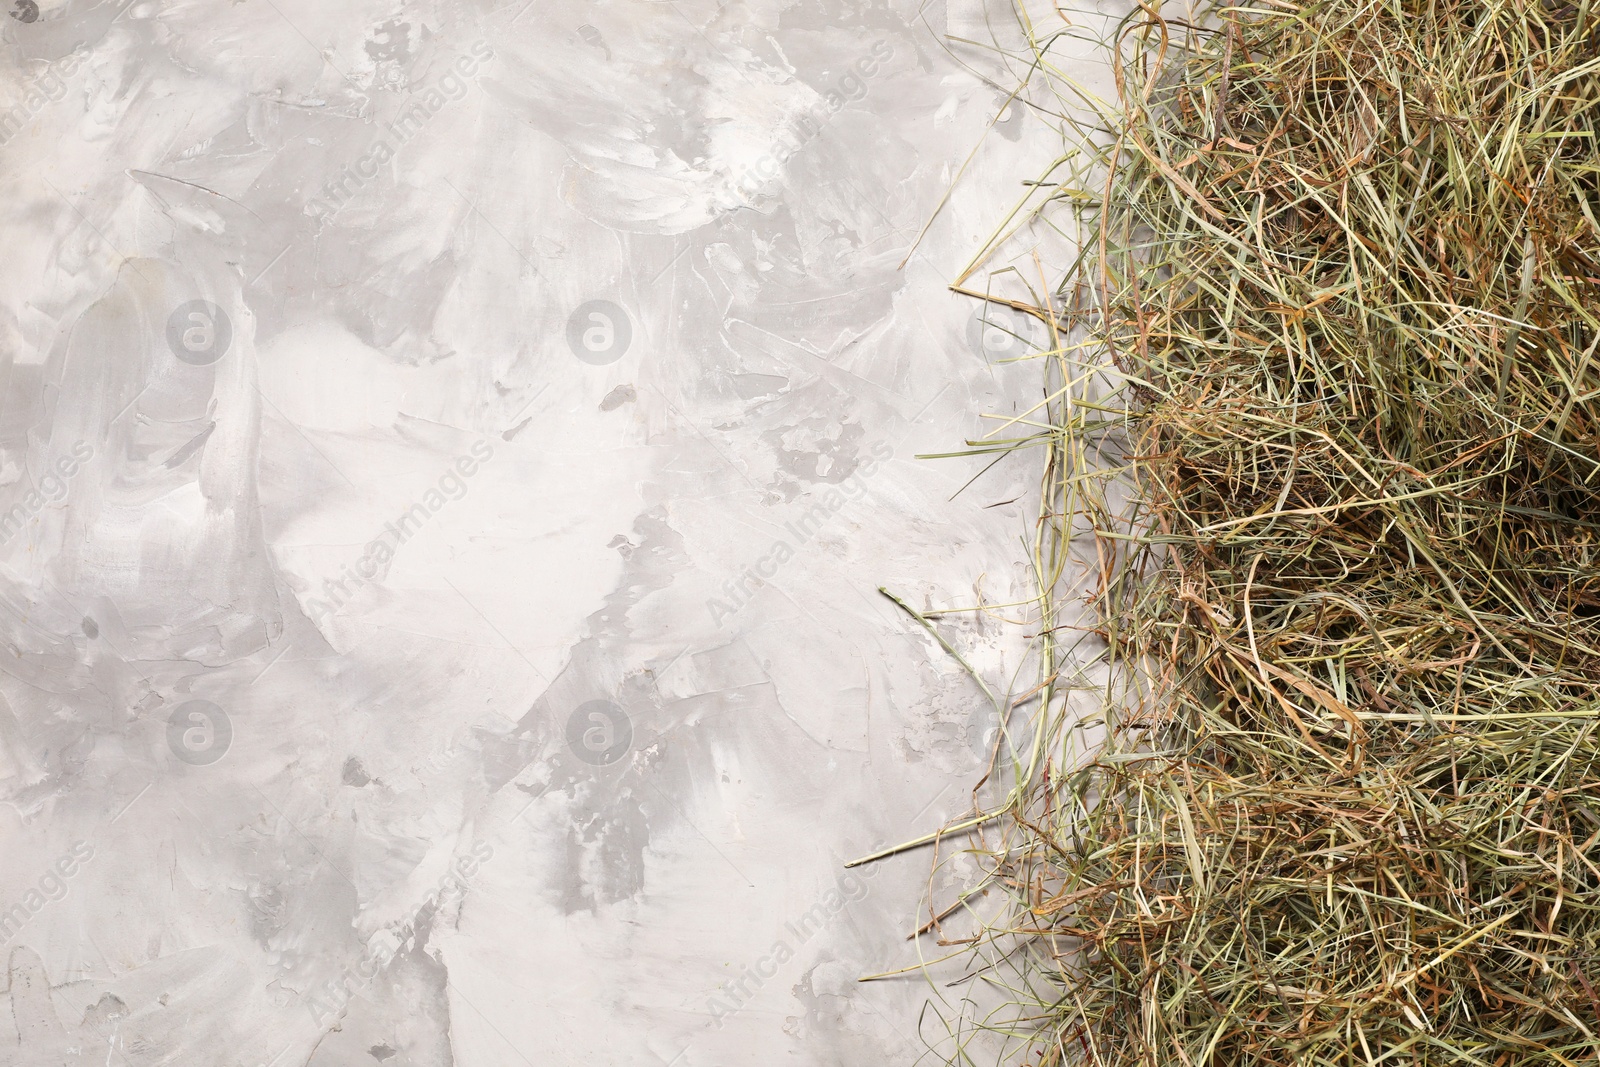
top-left (931, 1), bottom-right (1600, 1063)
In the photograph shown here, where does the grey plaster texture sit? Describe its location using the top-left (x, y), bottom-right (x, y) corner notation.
top-left (0, 0), bottom-right (1124, 1063)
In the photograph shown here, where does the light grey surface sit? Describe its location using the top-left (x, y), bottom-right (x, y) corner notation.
top-left (0, 1), bottom-right (1113, 1063)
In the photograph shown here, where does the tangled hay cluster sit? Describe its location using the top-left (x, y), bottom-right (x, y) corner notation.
top-left (932, 1), bottom-right (1600, 1063)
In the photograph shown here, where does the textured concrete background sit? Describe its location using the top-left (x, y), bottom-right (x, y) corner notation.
top-left (0, 0), bottom-right (1117, 1062)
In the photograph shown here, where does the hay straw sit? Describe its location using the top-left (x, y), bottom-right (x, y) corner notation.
top-left (875, 1), bottom-right (1600, 1063)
